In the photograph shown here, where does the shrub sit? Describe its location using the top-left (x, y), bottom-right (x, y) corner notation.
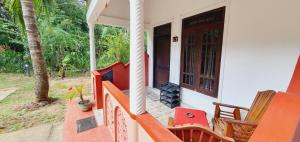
top-left (97, 32), bottom-right (129, 68)
top-left (0, 50), bottom-right (25, 73)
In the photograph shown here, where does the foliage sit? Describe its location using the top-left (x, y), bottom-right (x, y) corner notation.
top-left (0, 19), bottom-right (24, 51)
top-left (3, 0), bottom-right (54, 32)
top-left (0, 2), bottom-right (28, 73)
top-left (0, 50), bottom-right (24, 73)
top-left (65, 84), bottom-right (85, 101)
top-left (38, 2), bottom-right (90, 73)
top-left (0, 0), bottom-right (131, 75)
top-left (98, 31), bottom-right (130, 68)
top-left (0, 3), bottom-right (25, 51)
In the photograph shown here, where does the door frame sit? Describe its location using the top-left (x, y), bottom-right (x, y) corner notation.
top-left (153, 23), bottom-right (172, 88)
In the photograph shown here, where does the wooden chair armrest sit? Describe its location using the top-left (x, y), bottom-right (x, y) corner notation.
top-left (213, 102), bottom-right (250, 111)
top-left (223, 118), bottom-right (257, 126)
top-left (168, 124), bottom-right (235, 142)
top-left (223, 119), bottom-right (257, 142)
top-left (168, 117), bottom-right (174, 127)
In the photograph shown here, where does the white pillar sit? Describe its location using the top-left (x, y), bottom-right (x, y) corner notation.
top-left (129, 0), bottom-right (146, 115)
top-left (89, 23), bottom-right (96, 71)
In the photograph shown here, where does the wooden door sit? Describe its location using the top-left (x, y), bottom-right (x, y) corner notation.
top-left (153, 23), bottom-right (171, 88)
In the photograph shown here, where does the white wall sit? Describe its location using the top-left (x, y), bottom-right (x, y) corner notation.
top-left (221, 0), bottom-right (300, 107)
top-left (146, 0), bottom-right (300, 115)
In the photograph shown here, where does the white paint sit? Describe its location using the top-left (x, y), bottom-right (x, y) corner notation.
top-left (101, 0), bottom-right (129, 21)
top-left (88, 0), bottom-right (300, 116)
top-left (86, 0), bottom-right (110, 24)
top-left (93, 109), bottom-right (104, 126)
top-left (88, 23), bottom-right (96, 71)
top-left (129, 0), bottom-right (146, 115)
top-left (169, 17), bottom-right (181, 85)
top-left (97, 16), bottom-right (130, 28)
top-left (92, 0), bottom-right (150, 28)
top-left (220, 0), bottom-right (300, 108)
top-left (146, 29), bottom-right (154, 88)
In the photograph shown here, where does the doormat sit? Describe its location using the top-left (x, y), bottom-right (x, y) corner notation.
top-left (76, 116), bottom-right (97, 133)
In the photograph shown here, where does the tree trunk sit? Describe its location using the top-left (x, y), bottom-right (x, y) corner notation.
top-left (20, 0), bottom-right (49, 102)
top-left (61, 65), bottom-right (65, 80)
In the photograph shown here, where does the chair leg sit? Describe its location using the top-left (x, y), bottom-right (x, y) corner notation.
top-left (233, 108), bottom-right (241, 120)
top-left (168, 117), bottom-right (174, 127)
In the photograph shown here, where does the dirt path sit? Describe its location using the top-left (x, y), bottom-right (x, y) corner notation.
top-left (0, 87), bottom-right (17, 101)
top-left (0, 123), bottom-right (63, 142)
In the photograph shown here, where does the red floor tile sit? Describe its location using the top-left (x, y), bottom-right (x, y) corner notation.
top-left (63, 101), bottom-right (113, 142)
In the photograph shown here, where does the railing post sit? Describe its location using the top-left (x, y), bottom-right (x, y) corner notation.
top-left (92, 71), bottom-right (103, 109)
top-left (129, 0), bottom-right (146, 115)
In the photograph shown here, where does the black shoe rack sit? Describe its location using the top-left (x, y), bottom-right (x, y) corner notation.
top-left (159, 82), bottom-right (181, 109)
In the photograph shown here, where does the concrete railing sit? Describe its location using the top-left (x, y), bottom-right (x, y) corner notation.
top-left (102, 81), bottom-right (181, 142)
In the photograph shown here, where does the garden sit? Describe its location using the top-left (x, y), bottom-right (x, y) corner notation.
top-left (0, 0), bottom-right (130, 135)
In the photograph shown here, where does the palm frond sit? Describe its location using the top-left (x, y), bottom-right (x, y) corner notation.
top-left (4, 0), bottom-right (54, 33)
top-left (4, 0), bottom-right (25, 32)
top-left (33, 0), bottom-right (53, 15)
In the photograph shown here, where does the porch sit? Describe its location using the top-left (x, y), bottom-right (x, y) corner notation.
top-left (63, 0), bottom-right (300, 141)
top-left (128, 88), bottom-right (176, 126)
top-left (63, 58), bottom-right (300, 142)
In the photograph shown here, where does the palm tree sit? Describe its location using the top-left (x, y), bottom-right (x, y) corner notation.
top-left (5, 0), bottom-right (51, 103)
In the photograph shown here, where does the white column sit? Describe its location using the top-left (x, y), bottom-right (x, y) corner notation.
top-left (129, 0), bottom-right (146, 115)
top-left (89, 23), bottom-right (96, 71)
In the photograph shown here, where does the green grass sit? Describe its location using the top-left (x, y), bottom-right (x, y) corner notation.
top-left (0, 73), bottom-right (91, 134)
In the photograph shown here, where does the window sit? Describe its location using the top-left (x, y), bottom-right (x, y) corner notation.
top-left (180, 7), bottom-right (225, 98)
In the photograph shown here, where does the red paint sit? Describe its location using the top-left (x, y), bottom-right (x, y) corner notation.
top-left (92, 71), bottom-right (103, 109)
top-left (98, 62), bottom-right (130, 90)
top-left (249, 93), bottom-right (300, 142)
top-left (103, 81), bottom-right (181, 142)
top-left (92, 53), bottom-right (149, 109)
top-left (63, 101), bottom-right (113, 142)
top-left (136, 113), bottom-right (182, 142)
top-left (287, 56), bottom-right (300, 95)
top-left (173, 107), bottom-right (209, 127)
top-left (103, 81), bottom-right (134, 119)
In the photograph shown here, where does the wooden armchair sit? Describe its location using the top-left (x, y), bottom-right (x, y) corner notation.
top-left (213, 90), bottom-right (276, 142)
top-left (168, 118), bottom-right (234, 142)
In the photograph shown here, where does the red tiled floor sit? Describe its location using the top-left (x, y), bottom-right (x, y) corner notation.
top-left (63, 101), bottom-right (113, 142)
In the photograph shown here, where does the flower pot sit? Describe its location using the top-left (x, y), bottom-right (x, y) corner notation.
top-left (78, 100), bottom-right (93, 112)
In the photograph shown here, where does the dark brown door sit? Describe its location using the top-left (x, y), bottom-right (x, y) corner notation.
top-left (153, 23), bottom-right (171, 88)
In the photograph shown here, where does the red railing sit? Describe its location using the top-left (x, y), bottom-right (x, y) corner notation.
top-left (92, 54), bottom-right (300, 141)
top-left (102, 81), bottom-right (181, 142)
top-left (90, 51), bottom-right (181, 142)
top-left (92, 53), bottom-right (149, 109)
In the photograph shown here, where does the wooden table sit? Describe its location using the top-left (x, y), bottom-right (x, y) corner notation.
top-left (173, 107), bottom-right (209, 127)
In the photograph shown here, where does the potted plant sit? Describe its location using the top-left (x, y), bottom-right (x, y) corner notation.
top-left (66, 85), bottom-right (92, 112)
